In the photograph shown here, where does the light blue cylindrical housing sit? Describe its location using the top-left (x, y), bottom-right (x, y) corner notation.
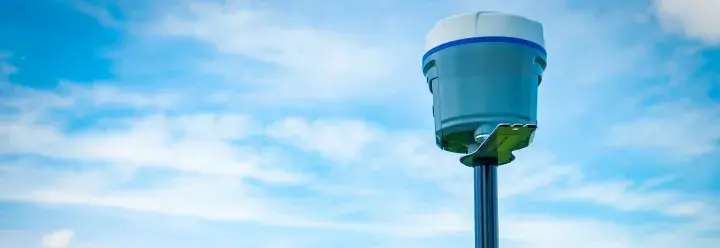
top-left (423, 12), bottom-right (547, 153)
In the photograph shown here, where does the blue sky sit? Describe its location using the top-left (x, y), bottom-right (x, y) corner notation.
top-left (0, 0), bottom-right (719, 247)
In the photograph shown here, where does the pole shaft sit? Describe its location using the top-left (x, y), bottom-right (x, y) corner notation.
top-left (474, 164), bottom-right (499, 248)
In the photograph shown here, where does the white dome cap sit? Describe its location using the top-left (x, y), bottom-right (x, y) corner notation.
top-left (424, 12), bottom-right (545, 56)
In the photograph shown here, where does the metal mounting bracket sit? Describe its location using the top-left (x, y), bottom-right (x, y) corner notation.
top-left (460, 123), bottom-right (537, 167)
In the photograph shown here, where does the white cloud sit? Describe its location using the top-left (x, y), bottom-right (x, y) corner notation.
top-left (0, 160), bottom-right (340, 229)
top-left (41, 229), bottom-right (74, 248)
top-left (2, 91), bottom-right (719, 245)
top-left (546, 178), bottom-right (717, 219)
top-left (607, 100), bottom-right (720, 159)
top-left (35, 175), bottom-right (285, 223)
top-left (501, 217), bottom-right (633, 248)
top-left (500, 216), bottom-right (720, 248)
top-left (654, 0), bottom-right (720, 44)
top-left (174, 113), bottom-right (260, 140)
top-left (265, 117), bottom-right (380, 162)
top-left (148, 1), bottom-right (409, 102)
top-left (0, 58), bottom-right (17, 76)
top-left (379, 211), bottom-right (471, 237)
top-left (1, 81), bottom-right (179, 122)
top-left (497, 150), bottom-right (582, 198)
top-left (0, 112), bottom-right (567, 235)
top-left (70, 1), bottom-right (122, 28)
top-left (59, 81), bottom-right (180, 109)
top-left (0, 114), bottom-right (300, 184)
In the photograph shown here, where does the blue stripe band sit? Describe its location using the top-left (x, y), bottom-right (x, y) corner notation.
top-left (422, 36), bottom-right (547, 63)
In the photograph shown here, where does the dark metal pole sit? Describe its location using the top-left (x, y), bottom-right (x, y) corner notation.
top-left (473, 164), bottom-right (499, 248)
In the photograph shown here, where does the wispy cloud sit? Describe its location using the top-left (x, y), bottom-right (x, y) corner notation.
top-left (41, 229), bottom-right (74, 248)
top-left (607, 100), bottom-right (720, 159)
top-left (147, 1), bottom-right (410, 103)
top-left (653, 0), bottom-right (720, 44)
